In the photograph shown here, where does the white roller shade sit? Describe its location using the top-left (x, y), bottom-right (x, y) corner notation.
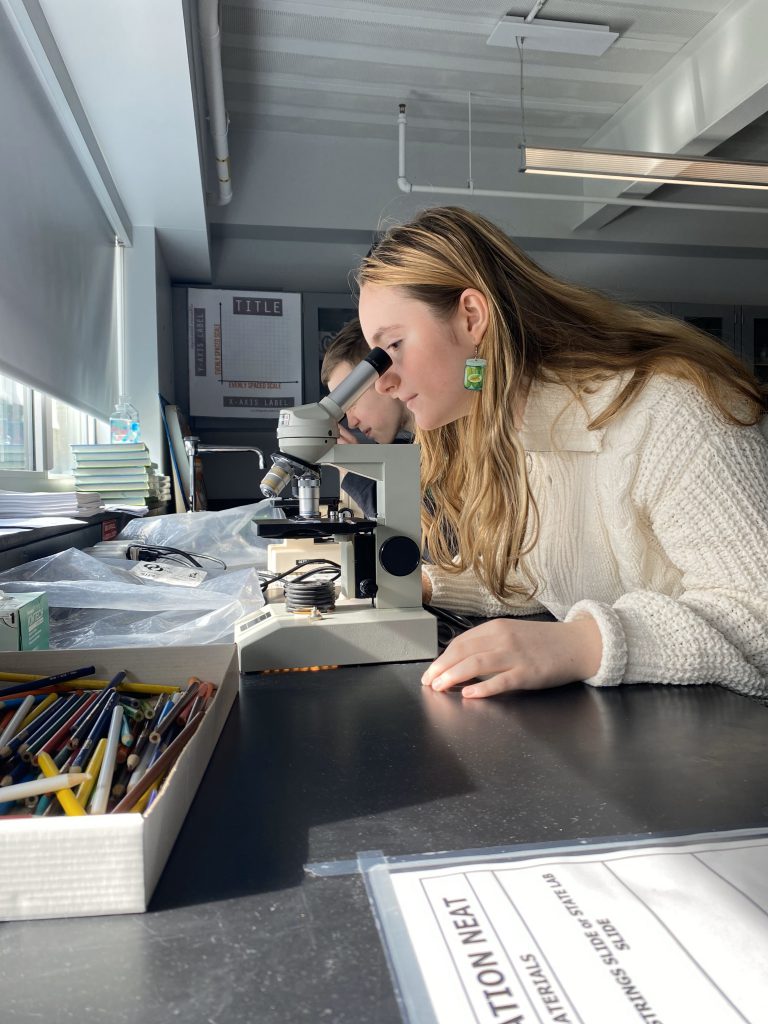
top-left (0, 8), bottom-right (117, 419)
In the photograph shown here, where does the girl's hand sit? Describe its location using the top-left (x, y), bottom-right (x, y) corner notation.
top-left (421, 617), bottom-right (602, 698)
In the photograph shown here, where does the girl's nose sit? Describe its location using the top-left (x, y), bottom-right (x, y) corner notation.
top-left (346, 406), bottom-right (360, 428)
top-left (376, 368), bottom-right (398, 395)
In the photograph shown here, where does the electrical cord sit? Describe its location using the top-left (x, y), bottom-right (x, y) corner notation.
top-left (259, 558), bottom-right (341, 594)
top-left (424, 605), bottom-right (477, 649)
top-left (126, 544), bottom-right (227, 571)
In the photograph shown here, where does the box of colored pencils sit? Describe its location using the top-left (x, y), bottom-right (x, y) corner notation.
top-left (0, 644), bottom-right (237, 920)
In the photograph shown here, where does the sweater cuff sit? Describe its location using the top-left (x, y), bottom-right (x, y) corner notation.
top-left (421, 565), bottom-right (468, 610)
top-left (565, 600), bottom-right (627, 687)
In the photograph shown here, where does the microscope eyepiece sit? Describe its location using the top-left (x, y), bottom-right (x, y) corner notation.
top-left (364, 347), bottom-right (392, 375)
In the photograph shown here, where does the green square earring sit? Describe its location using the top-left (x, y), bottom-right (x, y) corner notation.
top-left (463, 347), bottom-right (486, 391)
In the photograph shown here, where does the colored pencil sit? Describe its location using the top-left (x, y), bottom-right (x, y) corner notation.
top-left (19, 692), bottom-right (57, 730)
top-left (15, 695), bottom-right (81, 761)
top-left (22, 694), bottom-right (89, 763)
top-left (69, 692), bottom-right (118, 772)
top-left (149, 681), bottom-right (200, 744)
top-left (0, 770), bottom-right (90, 804)
top-left (36, 692), bottom-right (99, 762)
top-left (111, 711), bottom-right (204, 813)
top-left (36, 752), bottom-right (88, 816)
top-left (0, 695), bottom-right (62, 759)
top-left (0, 695), bottom-right (35, 749)
top-left (89, 706), bottom-right (123, 814)
top-left (0, 671), bottom-right (180, 697)
top-left (74, 739), bottom-right (106, 809)
top-left (127, 697), bottom-right (165, 770)
top-left (0, 666), bottom-right (95, 698)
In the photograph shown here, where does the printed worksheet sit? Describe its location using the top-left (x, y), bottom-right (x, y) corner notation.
top-left (366, 833), bottom-right (768, 1024)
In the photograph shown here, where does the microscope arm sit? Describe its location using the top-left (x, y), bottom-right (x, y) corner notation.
top-left (262, 347), bottom-right (392, 494)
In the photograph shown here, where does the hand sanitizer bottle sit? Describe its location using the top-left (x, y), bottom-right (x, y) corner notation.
top-left (109, 395), bottom-right (141, 444)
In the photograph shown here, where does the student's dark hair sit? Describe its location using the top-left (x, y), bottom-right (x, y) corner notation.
top-left (321, 317), bottom-right (368, 386)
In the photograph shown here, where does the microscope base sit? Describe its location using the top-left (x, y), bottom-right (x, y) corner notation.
top-left (236, 602), bottom-right (438, 673)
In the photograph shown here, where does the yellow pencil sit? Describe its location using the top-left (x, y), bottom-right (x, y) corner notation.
top-left (101, 682), bottom-right (181, 695)
top-left (36, 752), bottom-right (87, 817)
top-left (75, 738), bottom-right (107, 808)
top-left (19, 693), bottom-right (57, 730)
top-left (0, 672), bottom-right (181, 695)
top-left (130, 788), bottom-right (153, 814)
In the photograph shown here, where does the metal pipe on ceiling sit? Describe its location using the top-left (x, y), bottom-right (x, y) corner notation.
top-left (396, 105), bottom-right (768, 216)
top-left (198, 0), bottom-right (232, 205)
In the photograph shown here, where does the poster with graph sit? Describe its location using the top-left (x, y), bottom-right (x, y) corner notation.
top-left (187, 289), bottom-right (302, 418)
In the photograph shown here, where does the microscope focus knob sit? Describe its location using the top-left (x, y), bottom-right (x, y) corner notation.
top-left (378, 536), bottom-right (421, 577)
top-left (359, 578), bottom-right (378, 599)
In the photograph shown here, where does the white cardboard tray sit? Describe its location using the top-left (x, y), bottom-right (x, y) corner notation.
top-left (0, 644), bottom-right (238, 921)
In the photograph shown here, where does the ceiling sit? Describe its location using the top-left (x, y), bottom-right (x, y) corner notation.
top-left (220, 0), bottom-right (723, 149)
top-left (22, 0), bottom-right (768, 289)
top-left (214, 0), bottom-right (768, 234)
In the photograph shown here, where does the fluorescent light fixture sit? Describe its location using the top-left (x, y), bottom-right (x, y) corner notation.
top-left (487, 17), bottom-right (618, 56)
top-left (520, 145), bottom-right (768, 190)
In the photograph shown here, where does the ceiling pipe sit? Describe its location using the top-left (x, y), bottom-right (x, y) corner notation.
top-left (396, 105), bottom-right (768, 216)
top-left (198, 0), bottom-right (232, 205)
top-left (525, 0), bottom-right (549, 23)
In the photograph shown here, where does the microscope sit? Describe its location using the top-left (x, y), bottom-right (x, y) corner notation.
top-left (236, 348), bottom-right (437, 672)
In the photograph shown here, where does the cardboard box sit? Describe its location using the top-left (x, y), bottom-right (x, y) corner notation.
top-left (0, 644), bottom-right (237, 921)
top-left (0, 592), bottom-right (49, 651)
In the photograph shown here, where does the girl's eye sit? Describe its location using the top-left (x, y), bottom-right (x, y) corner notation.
top-left (388, 340), bottom-right (401, 352)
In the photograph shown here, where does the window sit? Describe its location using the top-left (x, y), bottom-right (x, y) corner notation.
top-left (0, 371), bottom-right (107, 482)
top-left (47, 396), bottom-right (103, 476)
top-left (0, 373), bottom-right (32, 470)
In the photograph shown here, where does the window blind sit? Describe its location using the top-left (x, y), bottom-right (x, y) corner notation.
top-left (0, 8), bottom-right (117, 420)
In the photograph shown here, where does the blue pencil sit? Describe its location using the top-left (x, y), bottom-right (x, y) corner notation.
top-left (0, 694), bottom-right (67, 760)
top-left (0, 666), bottom-right (96, 698)
top-left (4, 692), bottom-right (78, 765)
top-left (70, 692), bottom-right (119, 772)
top-left (0, 695), bottom-right (44, 712)
top-left (1, 760), bottom-right (31, 787)
top-left (66, 686), bottom-right (116, 751)
top-left (22, 693), bottom-right (90, 763)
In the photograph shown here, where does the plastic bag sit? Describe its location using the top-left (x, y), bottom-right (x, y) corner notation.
top-left (0, 548), bottom-right (264, 648)
top-left (118, 499), bottom-right (283, 571)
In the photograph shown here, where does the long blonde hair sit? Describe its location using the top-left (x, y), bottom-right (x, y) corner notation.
top-left (357, 206), bottom-right (766, 601)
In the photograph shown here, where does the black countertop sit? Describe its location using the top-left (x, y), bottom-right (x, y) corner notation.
top-left (2, 663), bottom-right (767, 1023)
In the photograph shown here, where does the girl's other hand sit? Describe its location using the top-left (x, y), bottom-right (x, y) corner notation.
top-left (420, 617), bottom-right (602, 697)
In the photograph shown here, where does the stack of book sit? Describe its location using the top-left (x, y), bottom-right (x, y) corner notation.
top-left (0, 490), bottom-right (104, 517)
top-left (148, 469), bottom-right (172, 504)
top-left (71, 443), bottom-right (152, 509)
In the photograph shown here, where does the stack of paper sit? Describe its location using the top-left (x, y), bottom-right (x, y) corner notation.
top-left (0, 490), bottom-right (104, 517)
top-left (71, 443), bottom-right (152, 509)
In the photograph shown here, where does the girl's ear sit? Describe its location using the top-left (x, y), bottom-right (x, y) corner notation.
top-left (456, 288), bottom-right (489, 348)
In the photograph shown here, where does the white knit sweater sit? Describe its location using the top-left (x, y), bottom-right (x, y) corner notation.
top-left (423, 374), bottom-right (768, 699)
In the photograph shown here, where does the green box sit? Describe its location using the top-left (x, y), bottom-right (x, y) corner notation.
top-left (0, 592), bottom-right (49, 651)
